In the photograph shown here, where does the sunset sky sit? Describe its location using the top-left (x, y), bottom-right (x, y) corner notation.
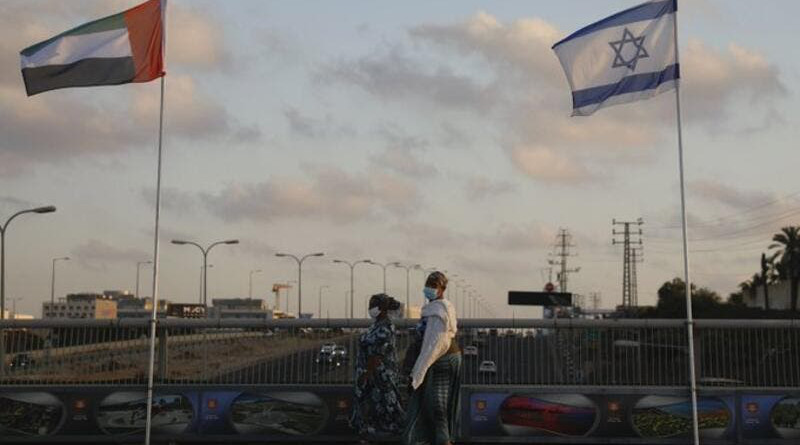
top-left (1, 0), bottom-right (798, 318)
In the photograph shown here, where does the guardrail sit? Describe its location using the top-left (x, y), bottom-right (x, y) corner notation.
top-left (1, 318), bottom-right (799, 388)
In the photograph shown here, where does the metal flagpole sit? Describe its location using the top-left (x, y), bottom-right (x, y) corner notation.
top-left (144, 75), bottom-right (166, 445)
top-left (673, 10), bottom-right (700, 445)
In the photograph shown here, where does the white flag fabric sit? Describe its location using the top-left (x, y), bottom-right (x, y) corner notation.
top-left (552, 0), bottom-right (678, 116)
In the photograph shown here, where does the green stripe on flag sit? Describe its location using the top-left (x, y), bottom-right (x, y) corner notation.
top-left (21, 12), bottom-right (126, 57)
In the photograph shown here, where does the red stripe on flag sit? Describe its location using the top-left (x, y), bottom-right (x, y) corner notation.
top-left (124, 0), bottom-right (164, 83)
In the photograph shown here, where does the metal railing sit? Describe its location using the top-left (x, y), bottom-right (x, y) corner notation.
top-left (1, 318), bottom-right (799, 388)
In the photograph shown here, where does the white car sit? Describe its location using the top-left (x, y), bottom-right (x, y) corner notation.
top-left (478, 360), bottom-right (497, 374)
top-left (463, 346), bottom-right (478, 357)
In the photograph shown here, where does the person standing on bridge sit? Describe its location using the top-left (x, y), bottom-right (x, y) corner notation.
top-left (403, 271), bottom-right (461, 445)
top-left (350, 293), bottom-right (406, 441)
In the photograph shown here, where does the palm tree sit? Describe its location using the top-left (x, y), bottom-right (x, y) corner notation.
top-left (761, 252), bottom-right (770, 310)
top-left (769, 226), bottom-right (800, 311)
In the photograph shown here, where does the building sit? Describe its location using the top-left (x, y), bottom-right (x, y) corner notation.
top-left (116, 297), bottom-right (169, 319)
top-left (42, 293), bottom-right (117, 319)
top-left (2, 310), bottom-right (34, 320)
top-left (209, 298), bottom-right (273, 320)
top-left (748, 280), bottom-right (795, 310)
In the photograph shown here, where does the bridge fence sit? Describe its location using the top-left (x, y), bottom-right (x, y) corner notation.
top-left (1, 318), bottom-right (798, 388)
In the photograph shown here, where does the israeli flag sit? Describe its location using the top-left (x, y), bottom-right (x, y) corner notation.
top-left (552, 0), bottom-right (678, 116)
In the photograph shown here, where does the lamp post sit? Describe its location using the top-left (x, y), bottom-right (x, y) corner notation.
top-left (248, 269), bottom-right (262, 299)
top-left (51, 257), bottom-right (70, 306)
top-left (200, 264), bottom-right (214, 303)
top-left (318, 285), bottom-right (329, 318)
top-left (462, 283), bottom-right (472, 318)
top-left (135, 260), bottom-right (152, 300)
top-left (275, 252), bottom-right (324, 317)
top-left (366, 260), bottom-right (388, 293)
top-left (171, 239), bottom-right (238, 307)
top-left (333, 259), bottom-right (371, 319)
top-left (1, 205), bottom-right (56, 320)
top-left (9, 297), bottom-right (20, 319)
top-left (390, 262), bottom-right (419, 318)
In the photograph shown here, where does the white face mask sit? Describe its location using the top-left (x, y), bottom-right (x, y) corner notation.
top-left (368, 306), bottom-right (381, 319)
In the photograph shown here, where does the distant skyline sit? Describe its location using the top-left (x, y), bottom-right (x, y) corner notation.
top-left (1, 0), bottom-right (799, 318)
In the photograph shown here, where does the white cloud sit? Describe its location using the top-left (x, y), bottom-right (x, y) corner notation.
top-left (690, 180), bottom-right (774, 210)
top-left (369, 125), bottom-right (437, 178)
top-left (463, 176), bottom-right (516, 201)
top-left (200, 165), bottom-right (421, 224)
top-left (0, 3), bottom-right (255, 174)
top-left (283, 106), bottom-right (355, 139)
top-left (510, 146), bottom-right (591, 183)
top-left (324, 12), bottom-right (786, 187)
top-left (71, 239), bottom-right (150, 270)
top-left (681, 40), bottom-right (786, 126)
top-left (320, 44), bottom-right (497, 111)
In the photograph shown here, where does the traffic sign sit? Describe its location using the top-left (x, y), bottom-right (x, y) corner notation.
top-left (544, 282), bottom-right (555, 292)
top-left (508, 291), bottom-right (572, 306)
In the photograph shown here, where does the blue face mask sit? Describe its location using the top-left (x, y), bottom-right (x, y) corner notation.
top-left (423, 287), bottom-right (438, 301)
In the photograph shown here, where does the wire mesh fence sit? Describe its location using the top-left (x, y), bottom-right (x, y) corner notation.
top-left (1, 319), bottom-right (798, 388)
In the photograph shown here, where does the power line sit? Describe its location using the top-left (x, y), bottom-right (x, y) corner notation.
top-left (652, 189), bottom-right (800, 230)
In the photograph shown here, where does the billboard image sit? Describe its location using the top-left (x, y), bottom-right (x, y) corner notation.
top-left (632, 396), bottom-right (732, 439)
top-left (230, 392), bottom-right (328, 435)
top-left (498, 394), bottom-right (598, 437)
top-left (96, 392), bottom-right (193, 435)
top-left (772, 397), bottom-right (800, 439)
top-left (0, 392), bottom-right (64, 436)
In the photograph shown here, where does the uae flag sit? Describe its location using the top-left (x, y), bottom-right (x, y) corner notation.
top-left (20, 0), bottom-right (165, 96)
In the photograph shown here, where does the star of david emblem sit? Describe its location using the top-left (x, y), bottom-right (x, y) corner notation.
top-left (609, 28), bottom-right (649, 71)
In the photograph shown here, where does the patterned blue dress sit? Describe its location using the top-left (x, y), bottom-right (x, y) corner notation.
top-left (350, 316), bottom-right (406, 436)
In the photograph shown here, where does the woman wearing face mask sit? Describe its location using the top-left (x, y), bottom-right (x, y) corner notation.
top-left (350, 293), bottom-right (406, 441)
top-left (402, 271), bottom-right (461, 445)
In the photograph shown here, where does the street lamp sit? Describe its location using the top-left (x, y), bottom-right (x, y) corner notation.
top-left (275, 252), bottom-right (324, 316)
top-left (249, 269), bottom-right (262, 299)
top-left (9, 297), bottom-right (21, 319)
top-left (366, 260), bottom-right (388, 293)
top-left (333, 259), bottom-right (371, 319)
top-left (390, 262), bottom-right (419, 318)
top-left (51, 257), bottom-right (70, 306)
top-left (1, 205), bottom-right (56, 320)
top-left (318, 285), bottom-right (329, 318)
top-left (136, 260), bottom-right (152, 299)
top-left (200, 264), bottom-right (214, 302)
top-left (171, 239), bottom-right (238, 306)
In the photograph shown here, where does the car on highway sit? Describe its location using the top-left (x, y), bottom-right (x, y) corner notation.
top-left (10, 353), bottom-right (34, 371)
top-left (463, 346), bottom-right (478, 357)
top-left (332, 345), bottom-right (348, 362)
top-left (478, 360), bottom-right (497, 374)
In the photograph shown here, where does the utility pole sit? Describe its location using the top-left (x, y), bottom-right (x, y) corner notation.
top-left (613, 218), bottom-right (643, 308)
top-left (548, 228), bottom-right (579, 293)
top-left (590, 292), bottom-right (601, 310)
top-left (631, 247), bottom-right (644, 306)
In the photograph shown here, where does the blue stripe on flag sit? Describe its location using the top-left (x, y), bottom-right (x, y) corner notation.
top-left (552, 0), bottom-right (677, 49)
top-left (572, 64), bottom-right (679, 109)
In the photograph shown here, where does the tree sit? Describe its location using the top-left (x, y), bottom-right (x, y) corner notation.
top-left (769, 226), bottom-right (800, 312)
top-left (656, 277), bottom-right (722, 317)
top-left (761, 253), bottom-right (770, 310)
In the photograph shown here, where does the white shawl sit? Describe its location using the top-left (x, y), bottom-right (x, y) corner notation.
top-left (410, 298), bottom-right (458, 389)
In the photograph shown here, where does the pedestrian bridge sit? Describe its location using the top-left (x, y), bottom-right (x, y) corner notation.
top-left (1, 318), bottom-right (798, 443)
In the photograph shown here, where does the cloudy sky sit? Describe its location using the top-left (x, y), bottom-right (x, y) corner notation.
top-left (1, 0), bottom-right (798, 318)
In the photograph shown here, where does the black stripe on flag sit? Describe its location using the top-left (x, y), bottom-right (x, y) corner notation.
top-left (22, 57), bottom-right (135, 96)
